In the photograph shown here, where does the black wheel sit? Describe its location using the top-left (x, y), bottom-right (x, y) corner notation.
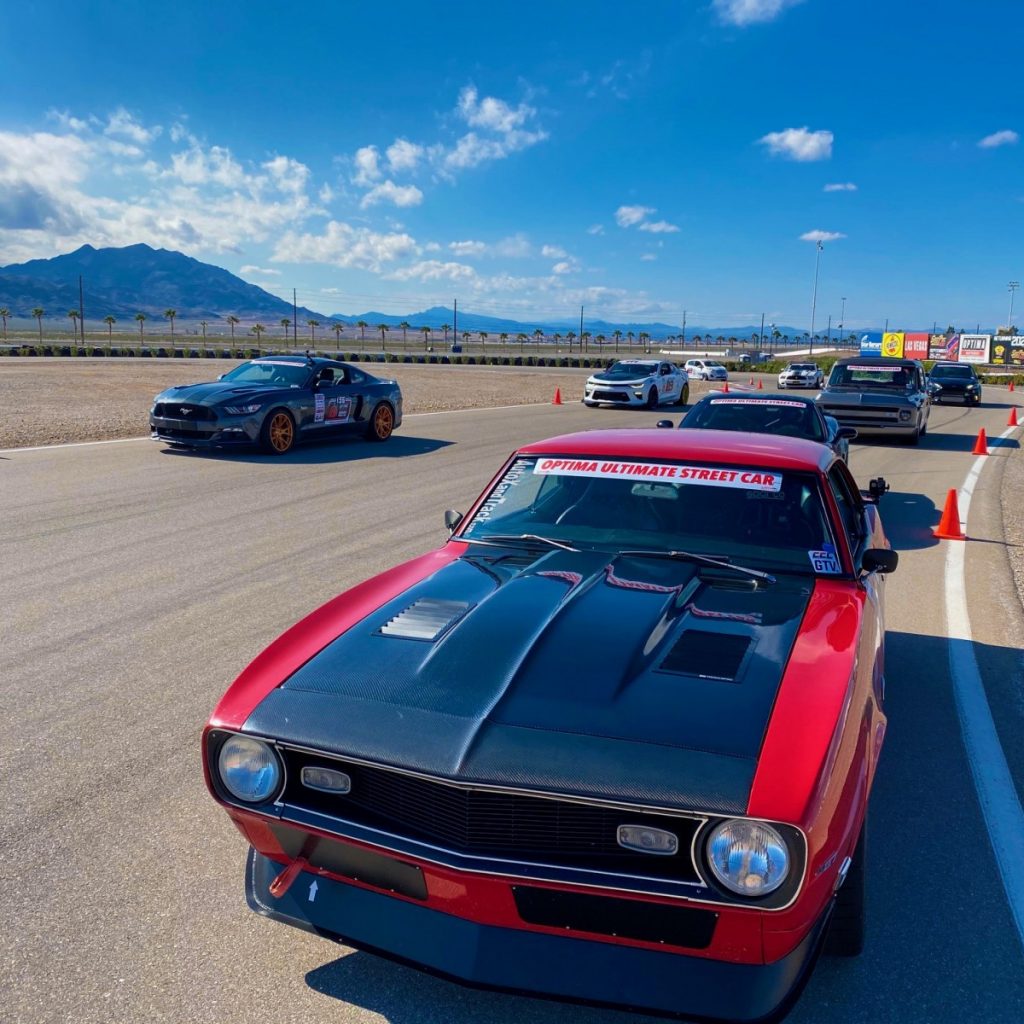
top-left (260, 409), bottom-right (296, 454)
top-left (366, 401), bottom-right (395, 441)
top-left (825, 821), bottom-right (866, 957)
top-left (906, 427), bottom-right (921, 445)
top-left (645, 387), bottom-right (659, 409)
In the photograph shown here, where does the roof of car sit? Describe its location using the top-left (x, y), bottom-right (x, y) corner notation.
top-left (519, 428), bottom-right (833, 472)
top-left (932, 361), bottom-right (974, 368)
top-left (834, 356), bottom-right (922, 368)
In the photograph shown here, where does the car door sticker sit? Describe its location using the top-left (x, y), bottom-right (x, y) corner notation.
top-left (325, 397), bottom-right (353, 423)
top-left (808, 548), bottom-right (842, 573)
top-left (315, 393), bottom-right (326, 423)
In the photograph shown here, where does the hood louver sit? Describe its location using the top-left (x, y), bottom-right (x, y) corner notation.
top-left (378, 598), bottom-right (471, 641)
top-left (660, 630), bottom-right (751, 682)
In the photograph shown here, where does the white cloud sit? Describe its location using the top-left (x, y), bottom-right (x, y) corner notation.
top-left (713, 0), bottom-right (803, 27)
top-left (800, 230), bottom-right (846, 242)
top-left (759, 127), bottom-right (833, 161)
top-left (264, 155), bottom-right (310, 194)
top-left (616, 204), bottom-right (655, 228)
top-left (423, 241), bottom-right (442, 252)
top-left (273, 221), bottom-right (417, 272)
top-left (169, 144), bottom-right (247, 188)
top-left (639, 220), bottom-right (680, 234)
top-left (449, 240), bottom-right (487, 257)
top-left (494, 234), bottom-right (532, 258)
top-left (978, 129), bottom-right (1019, 149)
top-left (551, 261), bottom-right (573, 275)
top-left (386, 137), bottom-right (424, 172)
top-left (386, 259), bottom-right (478, 283)
top-left (640, 253), bottom-right (658, 261)
top-left (360, 180), bottom-right (424, 208)
top-left (458, 86), bottom-right (534, 133)
top-left (541, 244), bottom-right (568, 258)
top-left (240, 265), bottom-right (281, 276)
top-left (104, 107), bottom-right (159, 144)
top-left (442, 128), bottom-right (547, 171)
top-left (587, 223), bottom-right (604, 235)
top-left (352, 145), bottom-right (382, 186)
top-left (824, 182), bottom-right (857, 192)
top-left (318, 183), bottom-right (335, 203)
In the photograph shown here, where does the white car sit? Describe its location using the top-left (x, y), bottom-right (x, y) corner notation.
top-left (778, 363), bottom-right (824, 389)
top-left (684, 359), bottom-right (729, 382)
top-left (583, 359), bottom-right (690, 408)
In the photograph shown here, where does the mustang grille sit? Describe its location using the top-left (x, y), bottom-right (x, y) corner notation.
top-left (279, 749), bottom-right (703, 884)
top-left (153, 403), bottom-right (217, 421)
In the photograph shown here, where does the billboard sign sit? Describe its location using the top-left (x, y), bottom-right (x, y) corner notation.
top-left (859, 332), bottom-right (882, 355)
top-left (959, 334), bottom-right (991, 365)
top-left (929, 334), bottom-right (957, 360)
top-left (990, 336), bottom-right (1015, 365)
top-left (904, 332), bottom-right (929, 359)
top-left (1009, 336), bottom-right (1024, 367)
top-left (881, 332), bottom-right (905, 358)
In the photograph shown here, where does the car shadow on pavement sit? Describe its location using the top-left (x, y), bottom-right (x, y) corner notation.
top-left (877, 491), bottom-right (940, 551)
top-left (157, 435), bottom-right (454, 464)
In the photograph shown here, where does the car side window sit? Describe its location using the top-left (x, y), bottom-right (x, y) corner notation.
top-left (827, 463), bottom-right (865, 545)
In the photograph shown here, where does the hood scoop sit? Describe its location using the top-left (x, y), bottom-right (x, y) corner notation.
top-left (378, 598), bottom-right (471, 642)
top-left (659, 630), bottom-right (751, 682)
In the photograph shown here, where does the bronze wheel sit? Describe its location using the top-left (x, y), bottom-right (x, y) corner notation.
top-left (366, 402), bottom-right (395, 442)
top-left (260, 410), bottom-right (295, 454)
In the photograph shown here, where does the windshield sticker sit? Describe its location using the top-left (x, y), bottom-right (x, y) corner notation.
top-left (848, 366), bottom-right (900, 374)
top-left (808, 548), bottom-right (842, 574)
top-left (474, 458), bottom-right (531, 520)
top-left (534, 458), bottom-right (782, 492)
top-left (709, 398), bottom-right (806, 408)
top-left (314, 393), bottom-right (325, 423)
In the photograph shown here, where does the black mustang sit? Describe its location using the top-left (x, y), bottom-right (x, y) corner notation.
top-left (149, 355), bottom-right (403, 454)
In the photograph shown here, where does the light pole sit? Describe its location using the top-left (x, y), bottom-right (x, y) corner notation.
top-left (809, 240), bottom-right (823, 355)
top-left (839, 296), bottom-right (846, 345)
top-left (1009, 281), bottom-right (1020, 327)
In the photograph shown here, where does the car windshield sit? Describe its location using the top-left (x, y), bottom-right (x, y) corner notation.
top-left (788, 364), bottom-right (816, 371)
top-left (604, 361), bottom-right (657, 376)
top-left (220, 359), bottom-right (310, 387)
top-left (931, 365), bottom-right (974, 380)
top-left (459, 455), bottom-right (839, 574)
top-left (680, 398), bottom-right (825, 441)
top-left (705, 362), bottom-right (724, 368)
top-left (828, 363), bottom-right (912, 389)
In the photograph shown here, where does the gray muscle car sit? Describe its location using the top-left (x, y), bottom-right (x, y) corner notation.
top-left (150, 355), bottom-right (402, 454)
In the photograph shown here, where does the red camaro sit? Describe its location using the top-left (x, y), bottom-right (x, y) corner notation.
top-left (203, 428), bottom-right (896, 1021)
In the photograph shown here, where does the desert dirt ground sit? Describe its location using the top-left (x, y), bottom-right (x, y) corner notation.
top-left (0, 358), bottom-right (605, 449)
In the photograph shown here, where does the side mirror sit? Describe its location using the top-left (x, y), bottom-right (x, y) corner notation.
top-left (444, 509), bottom-right (463, 533)
top-left (869, 477), bottom-right (889, 498)
top-left (862, 548), bottom-right (898, 574)
top-left (656, 419), bottom-right (674, 429)
top-left (836, 426), bottom-right (858, 440)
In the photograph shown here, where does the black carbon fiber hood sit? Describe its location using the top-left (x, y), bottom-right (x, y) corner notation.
top-left (242, 549), bottom-right (813, 814)
top-left (156, 381), bottom-right (291, 404)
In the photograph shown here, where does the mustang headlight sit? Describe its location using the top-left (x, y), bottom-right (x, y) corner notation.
top-left (223, 402), bottom-right (263, 415)
top-left (706, 819), bottom-right (789, 896)
top-left (217, 735), bottom-right (282, 803)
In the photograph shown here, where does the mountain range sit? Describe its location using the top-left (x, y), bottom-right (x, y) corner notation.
top-left (0, 243), bottom-right (803, 340)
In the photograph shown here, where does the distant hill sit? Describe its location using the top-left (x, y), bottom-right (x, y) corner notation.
top-left (0, 244), bottom-right (325, 323)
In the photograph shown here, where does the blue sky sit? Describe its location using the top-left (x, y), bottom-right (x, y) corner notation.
top-left (1, 0), bottom-right (1021, 332)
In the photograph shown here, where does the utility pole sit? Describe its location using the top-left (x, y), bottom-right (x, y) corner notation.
top-left (293, 289), bottom-right (298, 347)
top-left (453, 298), bottom-right (458, 347)
top-left (839, 296), bottom-right (846, 343)
top-left (580, 305), bottom-right (585, 353)
top-left (682, 309), bottom-right (687, 345)
top-left (1009, 281), bottom-right (1020, 327)
top-left (809, 239), bottom-right (823, 356)
top-left (79, 275), bottom-right (85, 346)
top-left (827, 314), bottom-right (832, 345)
top-left (759, 312), bottom-right (765, 351)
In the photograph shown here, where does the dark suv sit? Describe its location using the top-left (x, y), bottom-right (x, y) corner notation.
top-left (928, 362), bottom-right (982, 406)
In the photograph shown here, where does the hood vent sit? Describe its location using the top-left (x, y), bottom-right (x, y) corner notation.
top-left (378, 599), bottom-right (471, 642)
top-left (659, 630), bottom-right (751, 682)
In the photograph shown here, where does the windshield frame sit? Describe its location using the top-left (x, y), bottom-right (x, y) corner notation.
top-left (219, 359), bottom-right (314, 388)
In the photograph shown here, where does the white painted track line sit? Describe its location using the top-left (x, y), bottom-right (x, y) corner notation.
top-left (945, 424), bottom-right (1024, 951)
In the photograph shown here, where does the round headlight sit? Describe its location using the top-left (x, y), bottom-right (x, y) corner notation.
top-left (706, 819), bottom-right (789, 897)
top-left (217, 735), bottom-right (282, 804)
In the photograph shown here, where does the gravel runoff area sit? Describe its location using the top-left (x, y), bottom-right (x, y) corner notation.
top-left (0, 357), bottom-right (616, 449)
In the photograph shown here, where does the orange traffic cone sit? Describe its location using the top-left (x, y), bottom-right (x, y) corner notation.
top-left (1010, 380), bottom-right (1016, 392)
top-left (552, 388), bottom-right (563, 405)
top-left (1009, 407), bottom-right (1019, 427)
top-left (971, 428), bottom-right (988, 455)
top-left (722, 381), bottom-right (730, 393)
top-left (756, 379), bottom-right (763, 390)
top-left (934, 489), bottom-right (966, 540)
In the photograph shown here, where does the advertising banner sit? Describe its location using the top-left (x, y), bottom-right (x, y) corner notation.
top-left (929, 334), bottom-right (957, 360)
top-left (881, 332), bottom-right (905, 358)
top-left (959, 334), bottom-right (991, 365)
top-left (904, 332), bottom-right (929, 359)
top-left (859, 332), bottom-right (882, 356)
top-left (989, 336), bottom-right (1015, 365)
top-left (1009, 336), bottom-right (1024, 367)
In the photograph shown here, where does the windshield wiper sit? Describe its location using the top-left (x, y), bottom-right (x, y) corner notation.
top-left (618, 548), bottom-right (775, 583)
top-left (454, 534), bottom-right (580, 552)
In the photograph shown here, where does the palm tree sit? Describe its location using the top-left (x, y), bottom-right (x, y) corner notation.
top-left (135, 312), bottom-right (147, 342)
top-left (332, 322), bottom-right (344, 347)
top-left (68, 310), bottom-right (80, 343)
top-left (500, 332), bottom-right (509, 350)
top-left (307, 319), bottom-right (320, 344)
top-left (582, 331), bottom-right (591, 351)
top-left (613, 330), bottom-right (622, 352)
top-left (441, 323), bottom-right (451, 346)
top-left (104, 315), bottom-right (116, 344)
top-left (199, 320), bottom-right (208, 340)
top-left (0, 307), bottom-right (9, 341)
top-left (377, 323), bottom-right (389, 350)
top-left (596, 334), bottom-right (606, 348)
top-left (566, 330), bottom-right (577, 352)
top-left (553, 333), bottom-right (562, 348)
top-left (532, 328), bottom-right (544, 345)
top-left (626, 331), bottom-right (634, 348)
top-left (478, 330), bottom-right (488, 351)
top-left (357, 320), bottom-right (368, 341)
top-left (280, 317), bottom-right (291, 340)
top-left (516, 332), bottom-right (527, 352)
top-left (164, 309), bottom-right (177, 345)
top-left (250, 324), bottom-right (266, 350)
top-left (32, 308), bottom-right (44, 345)
top-left (399, 321), bottom-right (410, 347)
top-left (639, 331), bottom-right (650, 352)
top-left (226, 315), bottom-right (239, 341)
top-left (461, 331), bottom-right (471, 347)
top-left (420, 325), bottom-right (431, 350)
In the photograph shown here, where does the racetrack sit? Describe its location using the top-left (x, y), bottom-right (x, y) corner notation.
top-left (2, 394), bottom-right (1023, 1024)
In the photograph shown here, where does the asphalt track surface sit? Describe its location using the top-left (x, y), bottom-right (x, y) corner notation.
top-left (2, 387), bottom-right (1024, 1024)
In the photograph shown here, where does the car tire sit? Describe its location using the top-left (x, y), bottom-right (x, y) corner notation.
top-left (366, 401), bottom-right (395, 441)
top-left (676, 383), bottom-right (690, 406)
top-left (260, 409), bottom-right (296, 455)
top-left (907, 427), bottom-right (921, 445)
top-left (645, 387), bottom-right (659, 409)
top-left (826, 821), bottom-right (866, 957)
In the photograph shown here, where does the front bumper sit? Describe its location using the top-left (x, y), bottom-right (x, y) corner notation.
top-left (583, 386), bottom-right (648, 406)
top-left (245, 847), bottom-right (829, 1022)
top-left (778, 378), bottom-right (817, 389)
top-left (149, 411), bottom-right (260, 447)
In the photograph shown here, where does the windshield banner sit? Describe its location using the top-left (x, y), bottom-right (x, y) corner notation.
top-left (534, 458), bottom-right (782, 492)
